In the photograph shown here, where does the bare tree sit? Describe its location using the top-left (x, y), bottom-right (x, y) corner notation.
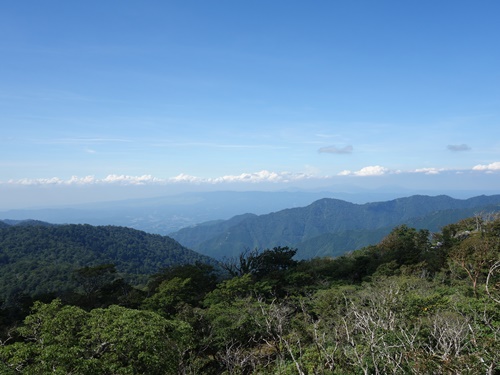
top-left (486, 261), bottom-right (500, 304)
top-left (255, 298), bottom-right (306, 375)
top-left (449, 236), bottom-right (498, 295)
top-left (220, 248), bottom-right (260, 277)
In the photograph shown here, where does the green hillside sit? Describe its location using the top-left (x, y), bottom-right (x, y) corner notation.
top-left (170, 194), bottom-right (500, 259)
top-left (0, 223), bottom-right (216, 302)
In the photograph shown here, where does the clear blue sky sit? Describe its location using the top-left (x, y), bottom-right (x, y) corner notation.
top-left (1, 1), bottom-right (500, 207)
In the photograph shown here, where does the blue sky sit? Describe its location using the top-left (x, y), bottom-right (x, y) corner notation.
top-left (1, 1), bottom-right (500, 208)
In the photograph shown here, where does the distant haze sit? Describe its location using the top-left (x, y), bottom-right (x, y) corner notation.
top-left (1, 170), bottom-right (498, 211)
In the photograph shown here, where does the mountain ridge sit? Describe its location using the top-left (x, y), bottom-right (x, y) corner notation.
top-left (2, 190), bottom-right (490, 235)
top-left (0, 223), bottom-right (217, 301)
top-left (170, 194), bottom-right (500, 259)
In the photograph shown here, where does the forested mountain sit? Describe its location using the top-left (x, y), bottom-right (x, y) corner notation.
top-left (170, 194), bottom-right (500, 259)
top-left (0, 223), bottom-right (216, 303)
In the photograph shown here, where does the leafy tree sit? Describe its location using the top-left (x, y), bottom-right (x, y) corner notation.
top-left (252, 246), bottom-right (298, 278)
top-left (147, 262), bottom-right (218, 303)
top-left (0, 300), bottom-right (89, 374)
top-left (142, 277), bottom-right (194, 317)
top-left (204, 273), bottom-right (258, 306)
top-left (83, 305), bottom-right (193, 374)
top-left (0, 300), bottom-right (193, 374)
top-left (378, 225), bottom-right (430, 267)
top-left (74, 264), bottom-right (117, 296)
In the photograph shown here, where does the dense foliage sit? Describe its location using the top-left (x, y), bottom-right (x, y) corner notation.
top-left (0, 223), bottom-right (216, 304)
top-left (1, 214), bottom-right (500, 374)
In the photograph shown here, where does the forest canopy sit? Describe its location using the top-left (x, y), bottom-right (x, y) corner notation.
top-left (1, 215), bottom-right (500, 374)
top-left (0, 223), bottom-right (216, 304)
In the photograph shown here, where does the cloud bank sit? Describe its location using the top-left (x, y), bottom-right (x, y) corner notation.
top-left (472, 162), bottom-right (500, 171)
top-left (3, 170), bottom-right (314, 186)
top-left (337, 164), bottom-right (492, 177)
top-left (3, 161), bottom-right (500, 187)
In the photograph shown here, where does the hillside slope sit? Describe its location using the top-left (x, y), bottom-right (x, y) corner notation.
top-left (0, 223), bottom-right (216, 301)
top-left (170, 194), bottom-right (500, 259)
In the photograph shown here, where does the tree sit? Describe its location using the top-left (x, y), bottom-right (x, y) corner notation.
top-left (378, 225), bottom-right (430, 267)
top-left (221, 248), bottom-right (261, 277)
top-left (222, 247), bottom-right (297, 279)
top-left (72, 264), bottom-right (120, 309)
top-left (142, 277), bottom-right (194, 317)
top-left (0, 300), bottom-right (89, 374)
top-left (253, 246), bottom-right (298, 278)
top-left (0, 300), bottom-right (193, 374)
top-left (486, 261), bottom-right (500, 304)
top-left (148, 262), bottom-right (218, 294)
top-left (83, 305), bottom-right (193, 374)
top-left (449, 236), bottom-right (499, 295)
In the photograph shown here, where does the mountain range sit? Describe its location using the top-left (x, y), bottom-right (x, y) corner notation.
top-left (169, 194), bottom-right (500, 259)
top-left (2, 193), bottom-right (500, 301)
top-left (0, 191), bottom-right (351, 235)
top-left (0, 189), bottom-right (481, 235)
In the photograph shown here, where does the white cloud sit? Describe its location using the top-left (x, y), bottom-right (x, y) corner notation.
top-left (169, 173), bottom-right (204, 183)
top-left (339, 166), bottom-right (454, 177)
top-left (68, 176), bottom-right (98, 184)
top-left (338, 165), bottom-right (389, 176)
top-left (9, 177), bottom-right (65, 185)
top-left (472, 162), bottom-right (500, 171)
top-left (338, 170), bottom-right (352, 176)
top-left (102, 174), bottom-right (163, 185)
top-left (337, 163), bottom-right (500, 178)
top-left (171, 170), bottom-right (313, 184)
top-left (209, 170), bottom-right (311, 184)
top-left (413, 168), bottom-right (443, 175)
top-left (355, 166), bottom-right (389, 176)
top-left (3, 174), bottom-right (161, 186)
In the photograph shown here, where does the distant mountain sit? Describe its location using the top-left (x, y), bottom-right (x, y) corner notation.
top-left (0, 224), bottom-right (216, 301)
top-left (1, 219), bottom-right (55, 227)
top-left (169, 194), bottom-right (500, 260)
top-left (0, 190), bottom-right (430, 235)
